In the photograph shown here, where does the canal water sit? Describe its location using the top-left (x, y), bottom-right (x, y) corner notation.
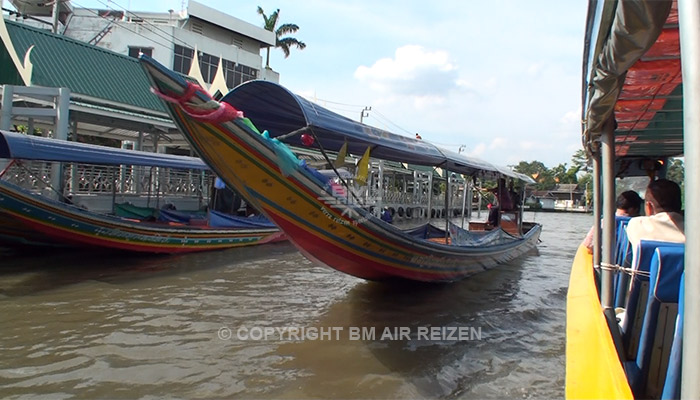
top-left (0, 211), bottom-right (591, 399)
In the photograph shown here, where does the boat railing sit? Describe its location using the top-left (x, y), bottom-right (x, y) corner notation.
top-left (1, 160), bottom-right (215, 209)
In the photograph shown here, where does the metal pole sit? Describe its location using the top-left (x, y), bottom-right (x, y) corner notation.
top-left (52, 0), bottom-right (60, 34)
top-left (592, 152), bottom-right (602, 270)
top-left (600, 118), bottom-right (616, 311)
top-left (460, 177), bottom-right (468, 229)
top-left (444, 173), bottom-right (451, 239)
top-left (1, 85), bottom-right (14, 131)
top-left (477, 179), bottom-right (482, 218)
top-left (427, 172), bottom-right (433, 220)
top-left (377, 160), bottom-right (384, 217)
top-left (678, 0), bottom-right (700, 397)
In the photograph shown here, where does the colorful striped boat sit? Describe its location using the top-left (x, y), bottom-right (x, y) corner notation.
top-left (0, 131), bottom-right (285, 253)
top-left (141, 56), bottom-right (542, 282)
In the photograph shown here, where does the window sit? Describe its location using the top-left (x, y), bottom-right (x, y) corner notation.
top-left (199, 53), bottom-right (219, 84)
top-left (173, 45), bottom-right (194, 75)
top-left (222, 59), bottom-right (236, 88)
top-left (222, 61), bottom-right (258, 88)
top-left (235, 64), bottom-right (258, 86)
top-left (128, 46), bottom-right (153, 59)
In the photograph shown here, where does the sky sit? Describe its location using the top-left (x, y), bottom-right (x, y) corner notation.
top-left (9, 0), bottom-right (588, 169)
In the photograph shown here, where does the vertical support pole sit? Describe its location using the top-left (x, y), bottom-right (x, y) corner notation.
top-left (461, 177), bottom-right (468, 229)
top-left (592, 152), bottom-right (602, 271)
top-left (52, 0), bottom-right (60, 34)
top-left (1, 85), bottom-right (14, 131)
top-left (600, 118), bottom-right (616, 311)
top-left (679, 0), bottom-right (700, 397)
top-left (377, 160), bottom-right (384, 217)
top-left (444, 173), bottom-right (451, 238)
top-left (135, 132), bottom-right (144, 194)
top-left (477, 179), bottom-right (483, 218)
top-left (50, 88), bottom-right (70, 201)
top-left (427, 172), bottom-right (433, 220)
top-left (69, 119), bottom-right (78, 196)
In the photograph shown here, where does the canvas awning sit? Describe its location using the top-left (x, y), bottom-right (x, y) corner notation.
top-left (222, 81), bottom-right (534, 183)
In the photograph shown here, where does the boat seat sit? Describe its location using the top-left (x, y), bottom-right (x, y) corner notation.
top-left (499, 210), bottom-right (520, 236)
top-left (661, 273), bottom-right (684, 400)
top-left (613, 217), bottom-right (632, 308)
top-left (620, 240), bottom-right (684, 361)
top-left (624, 245), bottom-right (684, 398)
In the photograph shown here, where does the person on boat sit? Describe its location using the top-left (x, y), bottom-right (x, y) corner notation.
top-left (626, 178), bottom-right (685, 248)
top-left (415, 133), bottom-right (422, 140)
top-left (381, 207), bottom-right (393, 224)
top-left (487, 178), bottom-right (513, 227)
top-left (583, 190), bottom-right (643, 253)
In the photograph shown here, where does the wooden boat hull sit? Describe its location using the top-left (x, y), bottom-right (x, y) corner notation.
top-left (0, 180), bottom-right (284, 254)
top-left (141, 57), bottom-right (541, 281)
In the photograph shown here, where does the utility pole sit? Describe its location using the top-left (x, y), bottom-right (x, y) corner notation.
top-left (360, 106), bottom-right (371, 123)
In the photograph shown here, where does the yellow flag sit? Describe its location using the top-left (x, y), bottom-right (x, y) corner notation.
top-left (334, 141), bottom-right (348, 168)
top-left (355, 146), bottom-right (371, 185)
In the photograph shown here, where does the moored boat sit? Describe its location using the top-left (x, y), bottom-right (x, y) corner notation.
top-left (0, 130), bottom-right (285, 253)
top-left (140, 56), bottom-right (542, 282)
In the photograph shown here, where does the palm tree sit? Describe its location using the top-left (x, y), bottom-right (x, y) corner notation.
top-left (257, 7), bottom-right (306, 69)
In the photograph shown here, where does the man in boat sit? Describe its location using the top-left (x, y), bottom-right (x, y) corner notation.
top-left (626, 178), bottom-right (685, 248)
top-left (487, 178), bottom-right (513, 228)
top-left (381, 207), bottom-right (393, 224)
top-left (583, 190), bottom-right (643, 253)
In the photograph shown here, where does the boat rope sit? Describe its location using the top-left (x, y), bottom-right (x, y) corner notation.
top-left (151, 82), bottom-right (243, 123)
top-left (0, 159), bottom-right (17, 178)
top-left (599, 262), bottom-right (650, 277)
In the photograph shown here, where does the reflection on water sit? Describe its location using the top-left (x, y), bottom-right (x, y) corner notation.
top-left (0, 211), bottom-right (590, 399)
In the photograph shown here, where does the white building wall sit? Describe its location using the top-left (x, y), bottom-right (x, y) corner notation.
top-left (60, 7), bottom-right (273, 83)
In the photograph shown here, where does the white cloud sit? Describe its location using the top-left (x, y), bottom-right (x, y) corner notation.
top-left (560, 109), bottom-right (581, 125)
top-left (467, 143), bottom-right (487, 157)
top-left (489, 137), bottom-right (507, 150)
top-left (354, 45), bottom-right (461, 98)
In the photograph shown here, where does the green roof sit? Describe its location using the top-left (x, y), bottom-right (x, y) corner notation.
top-left (1, 20), bottom-right (166, 114)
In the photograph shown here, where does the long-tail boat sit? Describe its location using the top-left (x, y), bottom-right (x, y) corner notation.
top-left (0, 130), bottom-right (284, 253)
top-left (567, 0), bottom-right (699, 398)
top-left (140, 56), bottom-right (542, 282)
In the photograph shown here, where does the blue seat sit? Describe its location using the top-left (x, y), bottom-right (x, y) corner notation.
top-left (661, 273), bottom-right (684, 400)
top-left (621, 240), bottom-right (684, 360)
top-left (624, 245), bottom-right (684, 398)
top-left (613, 217), bottom-right (632, 308)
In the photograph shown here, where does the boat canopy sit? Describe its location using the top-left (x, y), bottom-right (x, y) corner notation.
top-left (583, 0), bottom-right (681, 159)
top-left (222, 81), bottom-right (533, 183)
top-left (0, 130), bottom-right (210, 170)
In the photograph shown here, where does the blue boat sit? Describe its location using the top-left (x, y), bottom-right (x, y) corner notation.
top-left (0, 131), bottom-right (285, 253)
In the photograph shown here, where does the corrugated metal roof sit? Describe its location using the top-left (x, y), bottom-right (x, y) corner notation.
top-left (3, 19), bottom-right (166, 114)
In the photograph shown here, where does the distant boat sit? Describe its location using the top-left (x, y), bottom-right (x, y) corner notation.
top-left (141, 56), bottom-right (541, 282)
top-left (0, 131), bottom-right (285, 253)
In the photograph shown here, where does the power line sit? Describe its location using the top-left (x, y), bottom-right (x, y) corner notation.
top-left (71, 0), bottom-right (195, 51)
top-left (70, 0), bottom-right (178, 50)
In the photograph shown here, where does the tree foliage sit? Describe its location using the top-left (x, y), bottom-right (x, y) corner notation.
top-left (257, 7), bottom-right (306, 69)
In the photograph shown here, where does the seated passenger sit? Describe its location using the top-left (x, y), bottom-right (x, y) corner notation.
top-left (583, 190), bottom-right (643, 253)
top-left (626, 179), bottom-right (685, 248)
top-left (381, 207), bottom-right (393, 224)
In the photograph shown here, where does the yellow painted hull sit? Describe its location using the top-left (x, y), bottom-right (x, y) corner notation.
top-left (566, 244), bottom-right (633, 399)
